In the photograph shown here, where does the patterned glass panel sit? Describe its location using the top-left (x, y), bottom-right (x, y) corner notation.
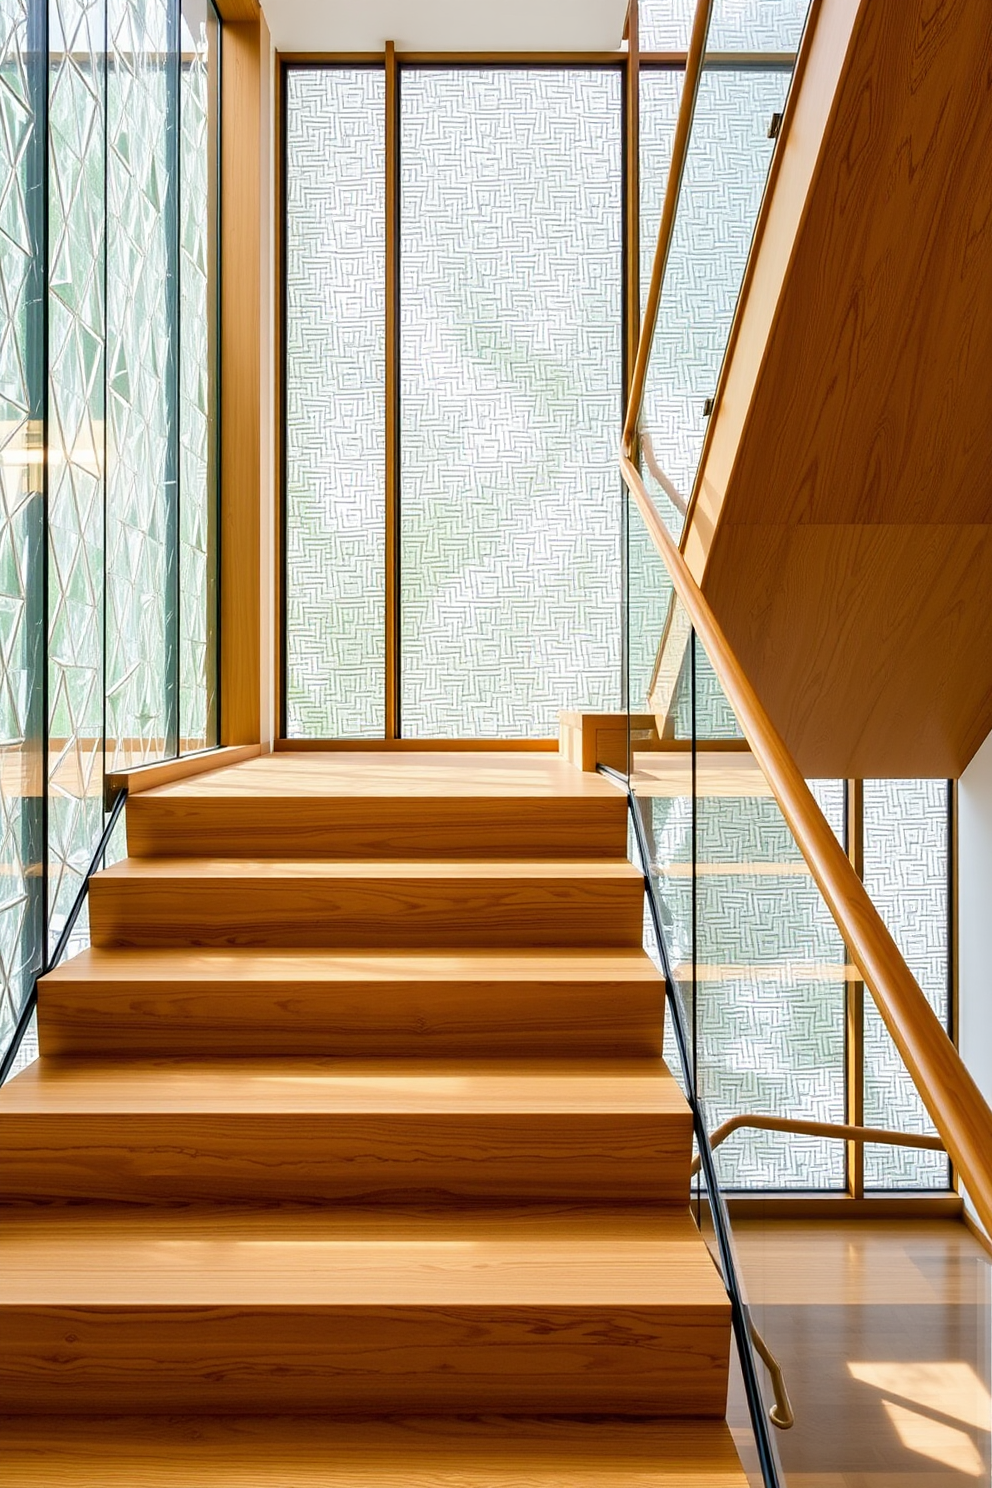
top-left (400, 69), bottom-right (623, 738)
top-left (863, 779), bottom-right (951, 1190)
top-left (48, 0), bottom-right (106, 955)
top-left (178, 0), bottom-right (217, 751)
top-left (639, 65), bottom-right (791, 536)
top-left (284, 68), bottom-right (386, 738)
top-left (0, 0), bottom-right (45, 1055)
top-left (106, 0), bottom-right (175, 772)
top-left (640, 0), bottom-right (810, 52)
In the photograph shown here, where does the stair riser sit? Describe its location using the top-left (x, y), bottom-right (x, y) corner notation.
top-left (37, 981), bottom-right (663, 1058)
top-left (88, 878), bottom-right (645, 950)
top-left (0, 1114), bottom-right (691, 1203)
top-left (0, 1304), bottom-right (730, 1415)
top-left (126, 799), bottom-right (629, 860)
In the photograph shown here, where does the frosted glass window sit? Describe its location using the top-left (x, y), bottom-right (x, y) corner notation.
top-left (640, 0), bottom-right (810, 52)
top-left (400, 69), bottom-right (623, 738)
top-left (863, 780), bottom-right (951, 1190)
top-left (284, 68), bottom-right (386, 738)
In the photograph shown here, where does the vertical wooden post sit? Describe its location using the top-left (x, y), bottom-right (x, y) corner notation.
top-left (220, 14), bottom-right (263, 743)
top-left (384, 40), bottom-right (400, 738)
top-left (846, 778), bottom-right (865, 1197)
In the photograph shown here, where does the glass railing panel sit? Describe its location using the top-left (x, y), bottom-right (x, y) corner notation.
top-left (639, 59), bottom-right (793, 538)
top-left (862, 779), bottom-right (951, 1190)
top-left (640, 0), bottom-right (811, 55)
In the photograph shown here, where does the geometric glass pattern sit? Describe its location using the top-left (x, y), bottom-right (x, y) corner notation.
top-left (640, 0), bottom-right (811, 53)
top-left (0, 0), bottom-right (218, 1080)
top-left (178, 0), bottom-right (218, 751)
top-left (0, 0), bottom-right (45, 1060)
top-left (640, 64), bottom-right (792, 538)
top-left (284, 68), bottom-right (386, 739)
top-left (399, 69), bottom-right (623, 737)
top-left (863, 779), bottom-right (951, 1190)
top-left (106, 0), bottom-right (175, 773)
top-left (48, 0), bottom-right (108, 957)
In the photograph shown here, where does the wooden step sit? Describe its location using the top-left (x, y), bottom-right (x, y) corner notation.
top-left (38, 948), bottom-right (665, 1058)
top-left (87, 859), bottom-right (645, 950)
top-left (126, 751), bottom-right (628, 860)
top-left (0, 1206), bottom-right (730, 1415)
top-left (0, 1057), bottom-right (692, 1203)
top-left (0, 1415), bottom-right (749, 1483)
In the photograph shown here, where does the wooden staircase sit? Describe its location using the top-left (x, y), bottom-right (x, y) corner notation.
top-left (0, 752), bottom-right (749, 1484)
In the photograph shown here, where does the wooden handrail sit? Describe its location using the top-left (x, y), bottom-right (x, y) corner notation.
top-left (620, 450), bottom-right (992, 1240)
top-left (622, 0), bottom-right (714, 455)
top-left (689, 1115), bottom-right (945, 1179)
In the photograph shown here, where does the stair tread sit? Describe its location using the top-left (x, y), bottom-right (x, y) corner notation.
top-left (42, 946), bottom-right (664, 985)
top-left (0, 1415), bottom-right (750, 1484)
top-left (145, 751), bottom-right (624, 800)
top-left (0, 1206), bottom-right (727, 1308)
top-left (95, 857), bottom-right (641, 880)
top-left (0, 1057), bottom-right (688, 1115)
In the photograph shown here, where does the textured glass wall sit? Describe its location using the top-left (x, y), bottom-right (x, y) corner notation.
top-left (640, 0), bottom-right (811, 52)
top-left (640, 64), bottom-right (791, 532)
top-left (106, 0), bottom-right (175, 772)
top-left (400, 69), bottom-right (623, 737)
top-left (0, 0), bottom-right (45, 1069)
top-left (179, 0), bottom-right (218, 750)
top-left (48, 0), bottom-right (108, 952)
top-left (863, 779), bottom-right (951, 1190)
top-left (0, 0), bottom-right (219, 1080)
top-left (284, 68), bottom-right (385, 738)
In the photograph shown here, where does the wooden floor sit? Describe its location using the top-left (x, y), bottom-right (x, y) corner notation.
top-left (727, 1218), bottom-right (992, 1486)
top-left (0, 752), bottom-right (747, 1483)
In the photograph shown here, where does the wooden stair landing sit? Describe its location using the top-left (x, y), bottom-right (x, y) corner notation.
top-left (0, 750), bottom-right (745, 1480)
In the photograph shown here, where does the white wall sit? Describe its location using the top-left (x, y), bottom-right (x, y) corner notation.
top-left (259, 0), bottom-right (627, 54)
top-left (958, 730), bottom-right (992, 1223)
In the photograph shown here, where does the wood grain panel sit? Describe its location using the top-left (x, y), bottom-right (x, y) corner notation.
top-left (683, 0), bottom-right (992, 775)
top-left (124, 795), bottom-right (628, 860)
top-left (701, 523), bottom-right (992, 777)
top-left (86, 859), bottom-right (646, 950)
top-left (37, 948), bottom-right (665, 1058)
top-left (0, 1415), bottom-right (751, 1487)
top-left (0, 1301), bottom-right (729, 1415)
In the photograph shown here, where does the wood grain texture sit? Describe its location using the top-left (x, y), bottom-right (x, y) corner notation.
top-left (0, 1058), bottom-right (691, 1203)
top-left (37, 948), bottom-right (665, 1058)
top-left (0, 1303), bottom-right (729, 1415)
top-left (107, 746), bottom-right (262, 799)
top-left (683, 0), bottom-right (992, 777)
top-left (0, 1415), bottom-right (752, 1486)
top-left (220, 20), bottom-right (261, 744)
top-left (87, 858), bottom-right (645, 950)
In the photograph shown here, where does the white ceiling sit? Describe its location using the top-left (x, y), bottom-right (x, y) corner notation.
top-left (262, 0), bottom-right (629, 55)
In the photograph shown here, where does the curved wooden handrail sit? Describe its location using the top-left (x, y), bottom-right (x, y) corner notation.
top-left (620, 450), bottom-right (992, 1240)
top-left (622, 0), bottom-right (714, 454)
top-left (688, 1114), bottom-right (945, 1179)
